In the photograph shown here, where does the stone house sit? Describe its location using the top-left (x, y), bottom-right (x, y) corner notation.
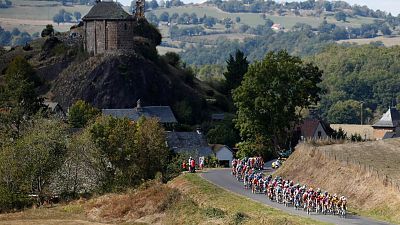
top-left (82, 0), bottom-right (144, 55)
top-left (372, 107), bottom-right (400, 140)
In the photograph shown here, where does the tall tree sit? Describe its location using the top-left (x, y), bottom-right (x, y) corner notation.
top-left (233, 51), bottom-right (322, 158)
top-left (0, 56), bottom-right (43, 136)
top-left (223, 50), bottom-right (249, 95)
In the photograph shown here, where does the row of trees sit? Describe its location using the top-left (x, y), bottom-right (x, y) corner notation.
top-left (0, 26), bottom-right (36, 47)
top-left (214, 0), bottom-right (388, 19)
top-left (147, 11), bottom-right (220, 29)
top-left (0, 0), bottom-right (12, 8)
top-left (0, 56), bottom-right (179, 211)
top-left (53, 9), bottom-right (81, 25)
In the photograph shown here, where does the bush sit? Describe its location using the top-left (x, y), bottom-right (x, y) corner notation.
top-left (133, 36), bottom-right (159, 61)
top-left (204, 207), bottom-right (226, 218)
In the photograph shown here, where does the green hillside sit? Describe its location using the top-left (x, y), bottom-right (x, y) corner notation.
top-left (152, 5), bottom-right (376, 28)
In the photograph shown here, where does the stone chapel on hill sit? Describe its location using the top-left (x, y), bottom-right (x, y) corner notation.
top-left (82, 0), bottom-right (145, 55)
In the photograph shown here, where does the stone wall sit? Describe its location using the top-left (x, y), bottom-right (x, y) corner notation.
top-left (85, 20), bottom-right (135, 54)
top-left (117, 21), bottom-right (135, 49)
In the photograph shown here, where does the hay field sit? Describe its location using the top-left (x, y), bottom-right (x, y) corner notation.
top-left (337, 36), bottom-right (400, 46)
top-left (330, 124), bottom-right (374, 140)
top-left (276, 141), bottom-right (400, 224)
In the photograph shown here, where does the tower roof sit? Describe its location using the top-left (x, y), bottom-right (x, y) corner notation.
top-left (82, 1), bottom-right (133, 21)
top-left (372, 107), bottom-right (400, 128)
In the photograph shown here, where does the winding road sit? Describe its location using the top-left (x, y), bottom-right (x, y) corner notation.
top-left (201, 168), bottom-right (391, 225)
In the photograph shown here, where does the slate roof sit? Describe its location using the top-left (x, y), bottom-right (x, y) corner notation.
top-left (82, 1), bottom-right (133, 21)
top-left (372, 108), bottom-right (400, 128)
top-left (166, 132), bottom-right (214, 157)
top-left (382, 132), bottom-right (400, 140)
top-left (211, 113), bottom-right (225, 121)
top-left (102, 106), bottom-right (177, 123)
top-left (210, 144), bottom-right (233, 154)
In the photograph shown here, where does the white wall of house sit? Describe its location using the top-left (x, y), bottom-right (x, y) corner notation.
top-left (313, 123), bottom-right (328, 139)
top-left (215, 146), bottom-right (233, 166)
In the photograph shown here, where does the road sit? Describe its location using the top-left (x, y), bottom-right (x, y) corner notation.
top-left (201, 167), bottom-right (391, 225)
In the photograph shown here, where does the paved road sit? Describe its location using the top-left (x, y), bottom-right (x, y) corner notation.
top-left (201, 168), bottom-right (391, 225)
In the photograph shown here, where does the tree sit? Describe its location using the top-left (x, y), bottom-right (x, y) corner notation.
top-left (64, 12), bottom-right (73, 23)
top-left (51, 131), bottom-right (104, 197)
top-left (89, 116), bottom-right (169, 190)
top-left (159, 0), bottom-right (165, 8)
top-left (0, 56), bottom-right (43, 136)
top-left (236, 16), bottom-right (241, 23)
top-left (328, 99), bottom-right (372, 124)
top-left (233, 51), bottom-right (322, 157)
top-left (223, 50), bottom-right (249, 95)
top-left (159, 11), bottom-right (170, 22)
top-left (68, 100), bottom-right (100, 128)
top-left (149, 0), bottom-right (159, 9)
top-left (41, 24), bottom-right (54, 37)
top-left (164, 51), bottom-right (181, 67)
top-left (73, 11), bottom-right (82, 21)
top-left (206, 115), bottom-right (240, 147)
top-left (53, 13), bottom-right (64, 25)
top-left (0, 118), bottom-right (67, 206)
top-left (11, 28), bottom-right (20, 36)
top-left (335, 11), bottom-right (347, 22)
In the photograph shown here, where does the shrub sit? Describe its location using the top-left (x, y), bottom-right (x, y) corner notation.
top-left (204, 207), bottom-right (226, 218)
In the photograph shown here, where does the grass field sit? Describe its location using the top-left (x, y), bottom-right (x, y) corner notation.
top-left (337, 36), bottom-right (400, 46)
top-left (152, 5), bottom-right (377, 29)
top-left (0, 0), bottom-right (92, 33)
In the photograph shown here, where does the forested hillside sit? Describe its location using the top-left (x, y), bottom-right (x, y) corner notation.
top-left (310, 45), bottom-right (400, 124)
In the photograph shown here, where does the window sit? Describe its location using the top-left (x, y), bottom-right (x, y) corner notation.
top-left (124, 23), bottom-right (127, 30)
top-left (318, 131), bottom-right (322, 138)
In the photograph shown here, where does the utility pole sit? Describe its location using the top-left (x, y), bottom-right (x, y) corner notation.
top-left (360, 101), bottom-right (364, 125)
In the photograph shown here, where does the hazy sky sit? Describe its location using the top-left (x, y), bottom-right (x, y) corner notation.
top-left (119, 0), bottom-right (400, 15)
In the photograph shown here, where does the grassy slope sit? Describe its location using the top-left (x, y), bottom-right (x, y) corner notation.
top-left (168, 173), bottom-right (328, 225)
top-left (276, 142), bottom-right (400, 224)
top-left (0, 173), bottom-right (328, 225)
top-left (0, 2), bottom-right (377, 35)
top-left (152, 5), bottom-right (376, 28)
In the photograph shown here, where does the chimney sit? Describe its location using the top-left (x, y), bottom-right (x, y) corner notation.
top-left (136, 99), bottom-right (143, 112)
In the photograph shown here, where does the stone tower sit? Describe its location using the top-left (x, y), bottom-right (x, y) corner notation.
top-left (82, 0), bottom-right (144, 55)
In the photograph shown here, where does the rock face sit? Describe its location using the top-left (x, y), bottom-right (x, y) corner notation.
top-left (51, 51), bottom-right (202, 110)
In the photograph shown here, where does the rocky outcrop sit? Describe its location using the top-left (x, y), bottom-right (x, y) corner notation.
top-left (51, 51), bottom-right (204, 111)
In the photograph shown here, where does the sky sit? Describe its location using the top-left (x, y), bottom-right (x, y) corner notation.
top-left (119, 0), bottom-right (400, 15)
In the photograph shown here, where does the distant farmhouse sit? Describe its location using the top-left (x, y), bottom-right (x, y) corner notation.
top-left (82, 0), bottom-right (145, 54)
top-left (372, 107), bottom-right (400, 140)
top-left (102, 100), bottom-right (177, 128)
